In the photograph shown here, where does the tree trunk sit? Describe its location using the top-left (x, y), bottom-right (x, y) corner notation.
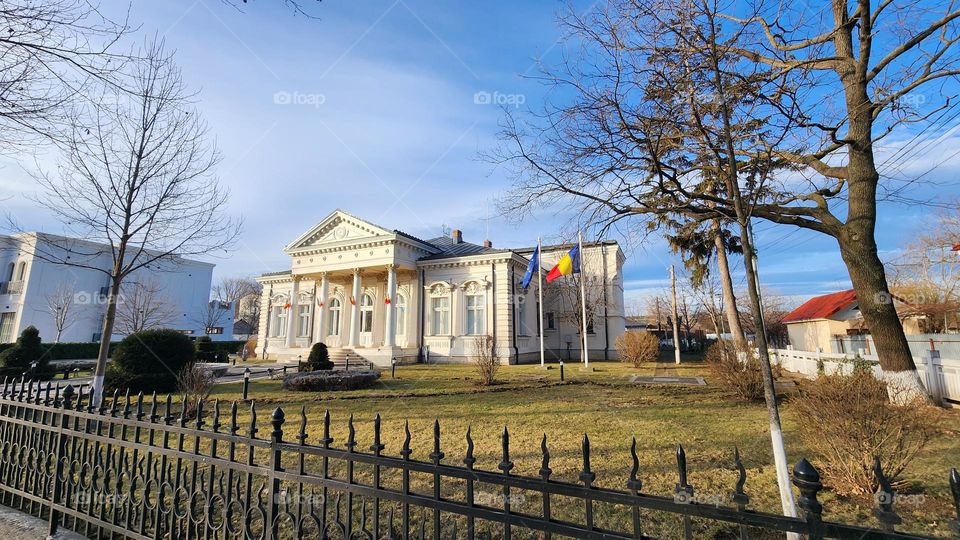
top-left (739, 221), bottom-right (798, 523)
top-left (91, 277), bottom-right (121, 406)
top-left (830, 0), bottom-right (927, 403)
top-left (838, 227), bottom-right (929, 403)
top-left (713, 221), bottom-right (747, 346)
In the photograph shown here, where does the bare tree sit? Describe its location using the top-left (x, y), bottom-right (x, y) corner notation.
top-left (214, 276), bottom-right (262, 327)
top-left (0, 1), bottom-right (134, 150)
top-left (192, 298), bottom-right (233, 337)
top-left (114, 279), bottom-right (178, 335)
top-left (887, 208), bottom-right (960, 333)
top-left (492, 0), bottom-right (805, 518)
top-left (737, 287), bottom-right (796, 349)
top-left (25, 40), bottom-right (239, 404)
top-left (44, 281), bottom-right (77, 342)
top-left (550, 273), bottom-right (611, 362)
top-left (471, 335), bottom-right (500, 386)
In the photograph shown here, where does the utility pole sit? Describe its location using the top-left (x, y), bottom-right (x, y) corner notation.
top-left (670, 265), bottom-right (681, 365)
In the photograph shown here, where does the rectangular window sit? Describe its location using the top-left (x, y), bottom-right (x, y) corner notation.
top-left (546, 312), bottom-right (556, 330)
top-left (297, 305), bottom-right (312, 337)
top-left (517, 298), bottom-right (528, 336)
top-left (272, 306), bottom-right (287, 338)
top-left (465, 294), bottom-right (484, 335)
top-left (431, 297), bottom-right (450, 335)
top-left (0, 313), bottom-right (15, 343)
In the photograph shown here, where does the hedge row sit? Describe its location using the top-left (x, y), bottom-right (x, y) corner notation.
top-left (0, 339), bottom-right (246, 360)
top-left (199, 340), bottom-right (247, 354)
top-left (0, 341), bottom-right (118, 360)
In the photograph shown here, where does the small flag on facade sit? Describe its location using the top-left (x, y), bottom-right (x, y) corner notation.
top-left (520, 244), bottom-right (539, 289)
top-left (546, 245), bottom-right (580, 282)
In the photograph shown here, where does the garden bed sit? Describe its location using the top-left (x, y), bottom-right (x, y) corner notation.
top-left (282, 370), bottom-right (381, 392)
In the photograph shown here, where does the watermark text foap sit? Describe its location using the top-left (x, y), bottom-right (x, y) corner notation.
top-left (474, 90), bottom-right (525, 108)
top-left (273, 91), bottom-right (326, 108)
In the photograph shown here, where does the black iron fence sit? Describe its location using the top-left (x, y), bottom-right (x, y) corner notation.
top-left (0, 378), bottom-right (958, 539)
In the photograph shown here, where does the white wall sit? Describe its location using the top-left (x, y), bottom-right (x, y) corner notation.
top-left (0, 234), bottom-right (225, 343)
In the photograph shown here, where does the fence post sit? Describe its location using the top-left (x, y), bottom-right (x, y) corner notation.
top-left (926, 349), bottom-right (943, 405)
top-left (268, 407), bottom-right (285, 540)
top-left (48, 385), bottom-right (74, 537)
top-left (793, 458), bottom-right (824, 540)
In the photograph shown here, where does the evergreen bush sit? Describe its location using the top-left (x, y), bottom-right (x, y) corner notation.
top-left (0, 326), bottom-right (53, 380)
top-left (105, 329), bottom-right (195, 393)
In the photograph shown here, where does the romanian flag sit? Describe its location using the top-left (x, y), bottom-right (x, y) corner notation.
top-left (546, 245), bottom-right (580, 282)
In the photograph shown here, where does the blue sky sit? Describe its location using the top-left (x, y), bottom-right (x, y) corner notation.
top-left (1, 0), bottom-right (958, 309)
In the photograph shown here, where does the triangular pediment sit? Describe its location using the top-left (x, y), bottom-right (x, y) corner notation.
top-left (284, 210), bottom-right (394, 252)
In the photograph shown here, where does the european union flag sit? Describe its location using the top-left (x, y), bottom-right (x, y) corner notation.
top-left (520, 245), bottom-right (539, 289)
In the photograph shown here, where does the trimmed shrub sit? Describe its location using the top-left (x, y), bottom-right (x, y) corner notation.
top-left (304, 342), bottom-right (333, 371)
top-left (792, 371), bottom-right (935, 495)
top-left (616, 331), bottom-right (660, 367)
top-left (0, 326), bottom-right (53, 380)
top-left (705, 340), bottom-right (766, 401)
top-left (282, 370), bottom-right (380, 392)
top-left (105, 329), bottom-right (196, 393)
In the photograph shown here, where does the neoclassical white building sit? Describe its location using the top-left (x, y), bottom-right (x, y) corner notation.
top-left (255, 210), bottom-right (626, 366)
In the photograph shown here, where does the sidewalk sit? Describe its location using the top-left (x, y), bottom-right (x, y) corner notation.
top-left (0, 505), bottom-right (85, 539)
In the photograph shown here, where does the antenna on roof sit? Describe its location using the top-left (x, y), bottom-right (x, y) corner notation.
top-left (441, 224), bottom-right (451, 237)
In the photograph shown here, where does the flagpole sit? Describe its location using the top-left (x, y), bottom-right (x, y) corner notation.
top-left (578, 231), bottom-right (589, 369)
top-left (537, 237), bottom-right (545, 368)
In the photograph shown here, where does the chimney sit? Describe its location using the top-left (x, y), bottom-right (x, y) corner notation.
top-left (483, 239), bottom-right (492, 248)
top-left (451, 229), bottom-right (463, 243)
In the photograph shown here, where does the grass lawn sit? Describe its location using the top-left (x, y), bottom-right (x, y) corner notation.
top-left (208, 357), bottom-right (960, 536)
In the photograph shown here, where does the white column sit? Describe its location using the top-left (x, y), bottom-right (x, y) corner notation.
top-left (385, 265), bottom-right (397, 347)
top-left (348, 269), bottom-right (361, 347)
top-left (315, 273), bottom-right (329, 345)
top-left (285, 277), bottom-right (300, 349)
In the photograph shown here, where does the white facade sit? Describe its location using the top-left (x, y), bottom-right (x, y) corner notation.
top-left (0, 233), bottom-right (230, 344)
top-left (255, 210), bottom-right (626, 366)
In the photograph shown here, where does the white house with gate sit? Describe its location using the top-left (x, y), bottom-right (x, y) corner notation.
top-left (254, 210), bottom-right (626, 366)
top-left (0, 232), bottom-right (231, 344)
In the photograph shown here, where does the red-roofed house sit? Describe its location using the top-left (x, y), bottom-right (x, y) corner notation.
top-left (784, 290), bottom-right (863, 352)
top-left (784, 289), bottom-right (923, 352)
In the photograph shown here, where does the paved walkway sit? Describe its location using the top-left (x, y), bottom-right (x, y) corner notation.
top-left (630, 360), bottom-right (708, 386)
top-left (0, 505), bottom-right (85, 539)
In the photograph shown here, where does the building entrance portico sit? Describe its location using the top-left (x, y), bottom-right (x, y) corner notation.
top-left (257, 211), bottom-right (434, 365)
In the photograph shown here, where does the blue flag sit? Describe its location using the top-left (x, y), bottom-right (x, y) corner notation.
top-left (520, 245), bottom-right (540, 289)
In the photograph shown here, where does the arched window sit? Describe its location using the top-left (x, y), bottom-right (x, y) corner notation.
top-left (328, 298), bottom-right (341, 336)
top-left (395, 294), bottom-right (406, 336)
top-left (5, 263), bottom-right (13, 281)
top-left (359, 293), bottom-right (374, 333)
top-left (15, 262), bottom-right (26, 281)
